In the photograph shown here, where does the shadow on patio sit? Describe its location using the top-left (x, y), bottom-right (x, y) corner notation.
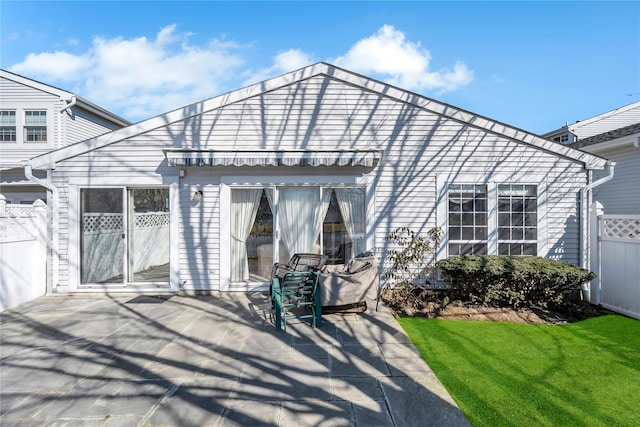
top-left (0, 293), bottom-right (470, 426)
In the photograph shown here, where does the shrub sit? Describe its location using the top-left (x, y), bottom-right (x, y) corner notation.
top-left (382, 227), bottom-right (442, 289)
top-left (436, 255), bottom-right (596, 309)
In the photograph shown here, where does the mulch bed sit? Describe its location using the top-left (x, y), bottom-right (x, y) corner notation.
top-left (379, 287), bottom-right (605, 324)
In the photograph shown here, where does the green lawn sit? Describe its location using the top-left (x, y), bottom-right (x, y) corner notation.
top-left (398, 314), bottom-right (640, 427)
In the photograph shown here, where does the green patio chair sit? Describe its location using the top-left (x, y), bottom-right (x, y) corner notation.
top-left (270, 253), bottom-right (327, 307)
top-left (272, 271), bottom-right (322, 331)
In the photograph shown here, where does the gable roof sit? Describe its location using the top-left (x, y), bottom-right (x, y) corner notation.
top-left (571, 122), bottom-right (640, 150)
top-left (0, 69), bottom-right (131, 127)
top-left (27, 62), bottom-right (607, 170)
top-left (544, 101), bottom-right (640, 141)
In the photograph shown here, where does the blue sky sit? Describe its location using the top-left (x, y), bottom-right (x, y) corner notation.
top-left (2, 1), bottom-right (639, 134)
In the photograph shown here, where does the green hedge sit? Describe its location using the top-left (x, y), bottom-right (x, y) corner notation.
top-left (436, 255), bottom-right (596, 309)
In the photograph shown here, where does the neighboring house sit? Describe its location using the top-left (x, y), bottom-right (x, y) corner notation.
top-left (543, 101), bottom-right (640, 145)
top-left (0, 69), bottom-right (130, 204)
top-left (572, 123), bottom-right (640, 215)
top-left (26, 63), bottom-right (608, 294)
top-left (544, 102), bottom-right (640, 215)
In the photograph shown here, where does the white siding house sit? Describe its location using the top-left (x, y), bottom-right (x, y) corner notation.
top-left (544, 102), bottom-right (640, 215)
top-left (543, 101), bottom-right (640, 145)
top-left (0, 69), bottom-right (130, 204)
top-left (26, 63), bottom-right (609, 294)
top-left (572, 123), bottom-right (640, 215)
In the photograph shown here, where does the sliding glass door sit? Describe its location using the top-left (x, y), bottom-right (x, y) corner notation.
top-left (81, 188), bottom-right (124, 284)
top-left (230, 189), bottom-right (279, 282)
top-left (80, 187), bottom-right (170, 285)
top-left (230, 186), bottom-right (366, 284)
top-left (127, 189), bottom-right (170, 282)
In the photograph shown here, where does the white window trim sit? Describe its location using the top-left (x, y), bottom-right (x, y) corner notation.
top-left (24, 110), bottom-right (48, 143)
top-left (14, 106), bottom-right (54, 146)
top-left (0, 110), bottom-right (17, 143)
top-left (67, 178), bottom-right (179, 292)
top-left (436, 173), bottom-right (547, 260)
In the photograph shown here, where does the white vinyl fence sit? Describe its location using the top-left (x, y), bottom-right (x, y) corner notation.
top-left (589, 202), bottom-right (640, 319)
top-left (0, 195), bottom-right (47, 311)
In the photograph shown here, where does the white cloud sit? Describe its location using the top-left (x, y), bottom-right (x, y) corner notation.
top-left (9, 25), bottom-right (246, 120)
top-left (242, 49), bottom-right (315, 86)
top-left (10, 51), bottom-right (92, 81)
top-left (332, 25), bottom-right (473, 93)
top-left (8, 24), bottom-right (473, 121)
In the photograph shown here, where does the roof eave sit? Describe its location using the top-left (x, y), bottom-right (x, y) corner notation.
top-left (74, 97), bottom-right (131, 127)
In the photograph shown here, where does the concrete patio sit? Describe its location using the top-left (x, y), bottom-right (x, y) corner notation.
top-left (0, 293), bottom-right (470, 426)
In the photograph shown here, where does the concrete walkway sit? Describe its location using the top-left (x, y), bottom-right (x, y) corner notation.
top-left (0, 293), bottom-right (470, 426)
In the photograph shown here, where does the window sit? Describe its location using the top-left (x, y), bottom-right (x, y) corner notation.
top-left (0, 110), bottom-right (16, 142)
top-left (552, 133), bottom-right (571, 144)
top-left (24, 110), bottom-right (47, 142)
top-left (447, 183), bottom-right (539, 256)
top-left (448, 184), bottom-right (488, 255)
top-left (498, 184), bottom-right (537, 256)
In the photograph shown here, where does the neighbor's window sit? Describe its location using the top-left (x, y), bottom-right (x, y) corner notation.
top-left (498, 184), bottom-right (537, 256)
top-left (448, 184), bottom-right (488, 255)
top-left (24, 110), bottom-right (47, 142)
top-left (0, 110), bottom-right (16, 142)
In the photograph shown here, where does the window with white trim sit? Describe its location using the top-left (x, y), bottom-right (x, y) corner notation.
top-left (0, 110), bottom-right (16, 142)
top-left (447, 183), bottom-right (539, 256)
top-left (24, 110), bottom-right (47, 142)
top-left (497, 184), bottom-right (537, 255)
top-left (447, 184), bottom-right (488, 255)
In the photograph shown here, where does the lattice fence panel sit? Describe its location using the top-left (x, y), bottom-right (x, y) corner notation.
top-left (83, 214), bottom-right (123, 234)
top-left (604, 218), bottom-right (640, 239)
top-left (135, 212), bottom-right (170, 229)
top-left (6, 205), bottom-right (35, 216)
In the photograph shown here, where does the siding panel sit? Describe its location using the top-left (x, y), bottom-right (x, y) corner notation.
top-left (592, 147), bottom-right (640, 214)
top-left (50, 74), bottom-right (591, 290)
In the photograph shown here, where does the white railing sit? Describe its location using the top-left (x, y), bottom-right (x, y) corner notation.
top-left (589, 202), bottom-right (640, 319)
top-left (0, 195), bottom-right (47, 311)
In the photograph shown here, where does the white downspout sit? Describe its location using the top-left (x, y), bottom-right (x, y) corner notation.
top-left (580, 159), bottom-right (615, 270)
top-left (24, 163), bottom-right (59, 294)
top-left (60, 96), bottom-right (77, 113)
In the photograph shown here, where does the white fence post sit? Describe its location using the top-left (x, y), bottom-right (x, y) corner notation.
top-left (33, 199), bottom-right (47, 296)
top-left (589, 201), bottom-right (604, 305)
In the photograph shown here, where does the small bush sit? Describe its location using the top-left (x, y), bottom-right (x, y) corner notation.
top-left (382, 227), bottom-right (442, 289)
top-left (436, 255), bottom-right (596, 309)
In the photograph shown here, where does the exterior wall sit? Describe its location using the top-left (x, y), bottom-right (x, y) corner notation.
top-left (64, 106), bottom-right (124, 145)
top-left (592, 145), bottom-right (640, 214)
top-left (178, 168), bottom-right (221, 288)
top-left (48, 75), bottom-right (590, 292)
top-left (0, 77), bottom-right (62, 166)
top-left (1, 75), bottom-right (127, 210)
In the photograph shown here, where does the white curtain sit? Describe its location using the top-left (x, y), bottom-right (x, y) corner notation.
top-left (277, 187), bottom-right (331, 256)
top-left (231, 189), bottom-right (262, 282)
top-left (335, 188), bottom-right (366, 256)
